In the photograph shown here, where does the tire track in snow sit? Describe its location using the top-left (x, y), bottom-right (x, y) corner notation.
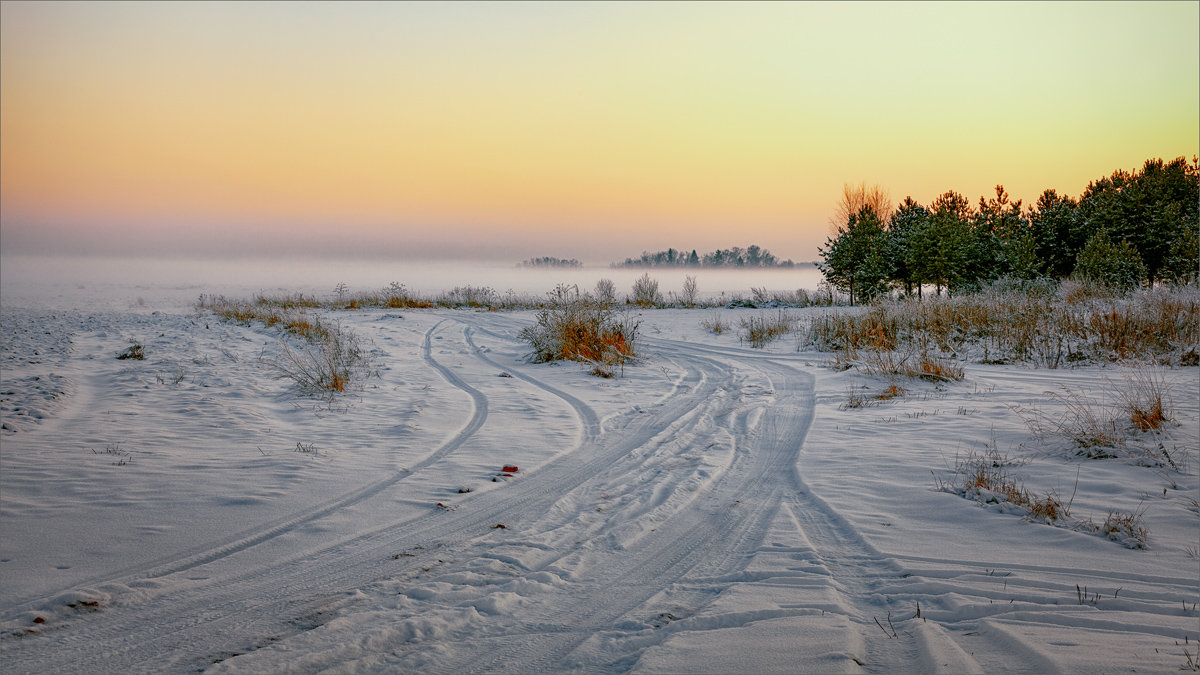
top-left (460, 325), bottom-right (599, 444)
top-left (646, 340), bottom-right (1196, 674)
top-left (0, 315), bottom-right (728, 674)
top-left (0, 319), bottom-right (489, 613)
top-left (395, 345), bottom-right (812, 673)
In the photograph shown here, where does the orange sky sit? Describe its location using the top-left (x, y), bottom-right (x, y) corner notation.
top-left (1, 1), bottom-right (1196, 262)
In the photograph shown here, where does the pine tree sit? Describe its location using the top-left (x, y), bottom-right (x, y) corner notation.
top-left (1074, 229), bottom-right (1146, 291)
top-left (818, 205), bottom-right (893, 305)
top-left (1077, 156), bottom-right (1199, 283)
top-left (908, 191), bottom-right (972, 295)
top-left (970, 185), bottom-right (1030, 283)
top-left (1160, 219), bottom-right (1199, 285)
top-left (1028, 189), bottom-right (1083, 278)
top-left (886, 196), bottom-right (929, 296)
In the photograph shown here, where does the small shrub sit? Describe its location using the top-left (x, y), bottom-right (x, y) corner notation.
top-left (1114, 369), bottom-right (1173, 431)
top-left (739, 311), bottom-right (795, 348)
top-left (270, 321), bottom-right (373, 395)
top-left (700, 314), bottom-right (728, 335)
top-left (520, 293), bottom-right (640, 377)
top-left (680, 275), bottom-right (699, 308)
top-left (631, 273), bottom-right (661, 308)
top-left (594, 278), bottom-right (617, 307)
top-left (117, 344), bottom-right (145, 360)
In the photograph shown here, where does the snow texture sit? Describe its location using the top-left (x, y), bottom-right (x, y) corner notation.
top-left (1, 289), bottom-right (1197, 674)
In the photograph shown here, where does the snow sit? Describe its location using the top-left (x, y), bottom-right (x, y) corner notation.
top-left (1, 284), bottom-right (1197, 674)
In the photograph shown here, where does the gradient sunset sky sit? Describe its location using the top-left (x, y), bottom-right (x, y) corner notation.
top-left (1, 1), bottom-right (1196, 263)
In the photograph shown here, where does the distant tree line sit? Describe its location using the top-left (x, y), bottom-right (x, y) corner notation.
top-left (614, 245), bottom-right (796, 268)
top-left (520, 256), bottom-right (583, 269)
top-left (818, 156), bottom-right (1199, 305)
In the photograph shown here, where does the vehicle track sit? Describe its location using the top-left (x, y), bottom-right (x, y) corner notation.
top-left (0, 314), bottom-right (727, 673)
top-left (1, 320), bottom-right (496, 615)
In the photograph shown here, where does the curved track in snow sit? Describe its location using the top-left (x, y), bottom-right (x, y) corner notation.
top-left (2, 311), bottom-right (1195, 674)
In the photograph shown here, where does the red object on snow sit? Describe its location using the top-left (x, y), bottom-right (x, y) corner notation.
top-left (502, 465), bottom-right (519, 473)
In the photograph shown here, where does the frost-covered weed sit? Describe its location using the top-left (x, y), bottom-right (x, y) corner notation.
top-left (935, 445), bottom-right (1155, 548)
top-left (739, 311), bottom-right (795, 348)
top-left (520, 289), bottom-right (640, 377)
top-left (805, 284), bottom-right (1199, 367)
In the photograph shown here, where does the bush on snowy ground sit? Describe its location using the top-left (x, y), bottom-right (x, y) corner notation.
top-left (520, 287), bottom-right (640, 378)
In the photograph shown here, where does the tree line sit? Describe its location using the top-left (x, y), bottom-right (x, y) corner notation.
top-left (818, 156), bottom-right (1199, 305)
top-left (614, 245), bottom-right (796, 268)
top-left (519, 256), bottom-right (583, 268)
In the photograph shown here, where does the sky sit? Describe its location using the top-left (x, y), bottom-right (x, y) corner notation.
top-left (1, 1), bottom-right (1197, 264)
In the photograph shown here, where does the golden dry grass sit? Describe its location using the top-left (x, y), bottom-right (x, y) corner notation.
top-left (807, 284), bottom-right (1198, 367)
top-left (520, 294), bottom-right (640, 377)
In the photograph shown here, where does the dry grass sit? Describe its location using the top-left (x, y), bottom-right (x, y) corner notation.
top-left (1113, 369), bottom-right (1174, 431)
top-left (1015, 385), bottom-right (1124, 454)
top-left (842, 383), bottom-right (905, 409)
top-left (1016, 372), bottom-right (1182, 468)
top-left (853, 348), bottom-right (965, 383)
top-left (1097, 509), bottom-right (1149, 548)
top-left (197, 295), bottom-right (373, 395)
top-left (935, 448), bottom-right (1150, 547)
top-left (438, 285), bottom-right (498, 309)
top-left (269, 320), bottom-right (373, 395)
top-left (739, 311), bottom-right (796, 348)
top-left (936, 448), bottom-right (1069, 524)
top-left (700, 314), bottom-right (729, 335)
top-left (520, 290), bottom-right (640, 377)
top-left (805, 284), bottom-right (1199, 367)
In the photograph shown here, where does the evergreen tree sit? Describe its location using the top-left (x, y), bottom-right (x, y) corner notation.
top-left (970, 185), bottom-right (1029, 282)
top-left (818, 205), bottom-right (893, 305)
top-left (1160, 219), bottom-right (1199, 285)
top-left (1028, 189), bottom-right (1083, 278)
top-left (1074, 229), bottom-right (1146, 291)
top-left (886, 196), bottom-right (929, 296)
top-left (908, 191), bottom-right (973, 295)
top-left (1077, 156), bottom-right (1199, 283)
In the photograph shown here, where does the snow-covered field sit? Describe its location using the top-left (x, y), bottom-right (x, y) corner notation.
top-left (1, 287), bottom-right (1197, 673)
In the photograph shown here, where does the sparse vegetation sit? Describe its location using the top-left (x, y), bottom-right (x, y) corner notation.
top-left (935, 444), bottom-right (1156, 549)
top-left (269, 319), bottom-right (373, 395)
top-left (1014, 376), bottom-right (1184, 469)
top-left (804, 283), bottom-right (1199, 367)
top-left (520, 287), bottom-right (640, 377)
top-left (1095, 509), bottom-right (1149, 548)
top-left (680, 275), bottom-right (699, 308)
top-left (439, 285), bottom-right (498, 309)
top-left (117, 344), bottom-right (145, 360)
top-left (631, 273), bottom-right (662, 308)
top-left (739, 311), bottom-right (796, 348)
top-left (700, 314), bottom-right (729, 335)
top-left (935, 447), bottom-right (1068, 523)
top-left (1114, 369), bottom-right (1174, 432)
top-left (197, 295), bottom-right (374, 395)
